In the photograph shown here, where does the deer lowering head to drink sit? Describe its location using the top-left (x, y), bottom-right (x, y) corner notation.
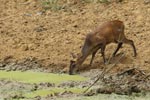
top-left (69, 20), bottom-right (137, 75)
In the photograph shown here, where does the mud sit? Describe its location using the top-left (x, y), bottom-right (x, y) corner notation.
top-left (0, 69), bottom-right (86, 100)
top-left (0, 63), bottom-right (150, 100)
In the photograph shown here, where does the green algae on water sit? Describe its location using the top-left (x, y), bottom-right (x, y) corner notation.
top-left (0, 70), bottom-right (87, 84)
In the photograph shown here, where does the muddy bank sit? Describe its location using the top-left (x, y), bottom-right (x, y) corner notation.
top-left (0, 63), bottom-right (150, 100)
top-left (0, 70), bottom-right (86, 100)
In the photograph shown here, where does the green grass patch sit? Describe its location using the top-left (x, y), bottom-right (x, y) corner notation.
top-left (0, 70), bottom-right (87, 84)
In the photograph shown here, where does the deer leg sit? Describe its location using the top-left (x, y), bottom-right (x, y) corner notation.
top-left (101, 44), bottom-right (106, 63)
top-left (90, 49), bottom-right (98, 66)
top-left (112, 42), bottom-right (123, 57)
top-left (123, 38), bottom-right (137, 57)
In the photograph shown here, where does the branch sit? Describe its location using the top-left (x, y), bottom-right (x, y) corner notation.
top-left (83, 53), bottom-right (125, 93)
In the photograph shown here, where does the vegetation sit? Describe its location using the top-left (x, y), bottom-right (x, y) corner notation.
top-left (41, 0), bottom-right (112, 11)
top-left (0, 70), bottom-right (87, 84)
top-left (41, 0), bottom-right (62, 11)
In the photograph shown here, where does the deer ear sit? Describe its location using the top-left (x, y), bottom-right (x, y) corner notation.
top-left (70, 52), bottom-right (77, 59)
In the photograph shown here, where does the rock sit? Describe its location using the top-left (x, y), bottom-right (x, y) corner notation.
top-left (59, 90), bottom-right (73, 95)
top-left (0, 63), bottom-right (5, 67)
top-left (28, 44), bottom-right (36, 50)
top-left (34, 96), bottom-right (41, 100)
top-left (34, 26), bottom-right (47, 32)
top-left (39, 82), bottom-right (55, 87)
top-left (144, 0), bottom-right (150, 4)
top-left (31, 84), bottom-right (38, 91)
top-left (21, 44), bottom-right (28, 51)
top-left (24, 13), bottom-right (32, 17)
top-left (36, 12), bottom-right (43, 16)
top-left (3, 55), bottom-right (13, 62)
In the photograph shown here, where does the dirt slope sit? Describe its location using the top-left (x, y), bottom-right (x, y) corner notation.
top-left (0, 0), bottom-right (150, 72)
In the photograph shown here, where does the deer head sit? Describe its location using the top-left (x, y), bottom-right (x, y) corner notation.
top-left (69, 52), bottom-right (78, 75)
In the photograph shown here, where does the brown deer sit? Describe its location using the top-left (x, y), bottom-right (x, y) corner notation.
top-left (69, 20), bottom-right (137, 75)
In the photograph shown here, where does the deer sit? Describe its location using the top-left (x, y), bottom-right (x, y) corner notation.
top-left (69, 20), bottom-right (137, 75)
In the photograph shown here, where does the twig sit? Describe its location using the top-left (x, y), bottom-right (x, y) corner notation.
top-left (117, 67), bottom-right (135, 76)
top-left (83, 53), bottom-right (125, 93)
top-left (136, 69), bottom-right (146, 75)
top-left (118, 67), bottom-right (146, 76)
top-left (144, 73), bottom-right (150, 80)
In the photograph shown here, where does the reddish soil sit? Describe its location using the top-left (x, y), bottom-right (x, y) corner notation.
top-left (0, 0), bottom-right (150, 73)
